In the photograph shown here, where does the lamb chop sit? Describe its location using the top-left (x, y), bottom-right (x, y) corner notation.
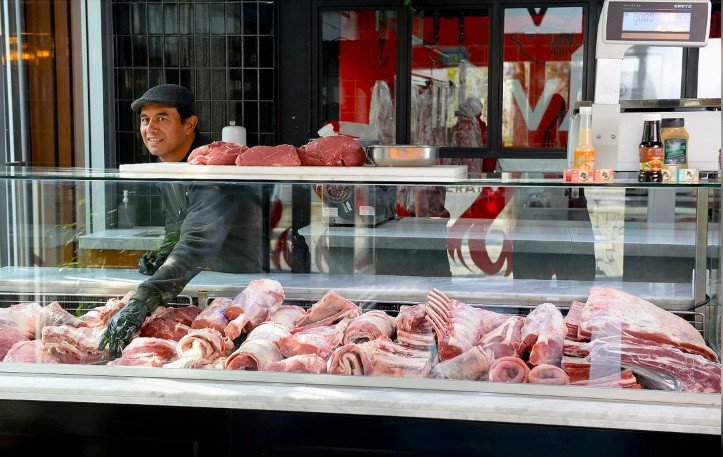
top-left (424, 289), bottom-right (485, 361)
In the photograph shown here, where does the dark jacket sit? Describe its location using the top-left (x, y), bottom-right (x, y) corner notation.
top-left (139, 133), bottom-right (264, 304)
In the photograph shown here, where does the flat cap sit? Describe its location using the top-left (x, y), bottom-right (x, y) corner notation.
top-left (131, 84), bottom-right (196, 115)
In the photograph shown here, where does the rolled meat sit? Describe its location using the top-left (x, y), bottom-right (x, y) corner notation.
top-left (342, 310), bottom-right (395, 345)
top-left (528, 363), bottom-right (571, 385)
top-left (431, 345), bottom-right (494, 381)
top-left (488, 356), bottom-right (530, 383)
top-left (265, 354), bottom-right (327, 374)
top-left (224, 339), bottom-right (284, 371)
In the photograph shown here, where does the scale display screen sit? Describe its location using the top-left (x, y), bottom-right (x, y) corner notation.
top-left (604, 1), bottom-right (710, 45)
top-left (622, 11), bottom-right (691, 32)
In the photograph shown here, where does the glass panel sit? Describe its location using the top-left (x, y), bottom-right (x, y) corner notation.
top-left (410, 9), bottom-right (490, 149)
top-left (698, 6), bottom-right (721, 98)
top-left (502, 7), bottom-right (585, 149)
top-left (620, 46), bottom-right (682, 100)
top-left (320, 10), bottom-right (398, 142)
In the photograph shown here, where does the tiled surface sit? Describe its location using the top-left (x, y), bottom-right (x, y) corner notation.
top-left (112, 0), bottom-right (276, 225)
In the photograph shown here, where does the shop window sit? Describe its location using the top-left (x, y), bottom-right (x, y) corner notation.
top-left (502, 7), bottom-right (585, 149)
top-left (320, 10), bottom-right (398, 140)
top-left (698, 3), bottom-right (721, 97)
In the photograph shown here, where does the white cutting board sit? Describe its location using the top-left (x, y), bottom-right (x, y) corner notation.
top-left (118, 163), bottom-right (467, 182)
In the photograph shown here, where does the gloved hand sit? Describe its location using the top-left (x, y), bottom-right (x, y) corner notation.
top-left (138, 249), bottom-right (170, 275)
top-left (99, 287), bottom-right (162, 358)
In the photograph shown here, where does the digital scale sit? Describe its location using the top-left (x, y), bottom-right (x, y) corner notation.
top-left (568, 0), bottom-right (720, 172)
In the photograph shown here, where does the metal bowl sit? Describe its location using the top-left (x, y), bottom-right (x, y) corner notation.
top-left (367, 145), bottom-right (439, 167)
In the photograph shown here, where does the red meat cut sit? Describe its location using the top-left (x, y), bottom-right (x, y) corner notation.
top-left (188, 141), bottom-right (247, 165)
top-left (235, 144), bottom-right (301, 166)
top-left (298, 135), bottom-right (366, 166)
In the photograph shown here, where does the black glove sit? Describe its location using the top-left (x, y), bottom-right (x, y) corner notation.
top-left (99, 287), bottom-right (162, 358)
top-left (138, 249), bottom-right (170, 275)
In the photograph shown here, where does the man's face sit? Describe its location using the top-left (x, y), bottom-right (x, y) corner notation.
top-left (139, 104), bottom-right (196, 162)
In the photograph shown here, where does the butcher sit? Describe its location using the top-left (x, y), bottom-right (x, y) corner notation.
top-left (99, 84), bottom-right (265, 358)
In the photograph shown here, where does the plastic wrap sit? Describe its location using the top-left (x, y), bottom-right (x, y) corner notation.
top-left (369, 80), bottom-right (395, 144)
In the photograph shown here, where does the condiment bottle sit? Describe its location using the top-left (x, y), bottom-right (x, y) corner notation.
top-left (638, 114), bottom-right (663, 183)
top-left (661, 117), bottom-right (689, 169)
top-left (573, 106), bottom-right (595, 170)
top-left (118, 190), bottom-right (135, 228)
top-left (222, 120), bottom-right (247, 145)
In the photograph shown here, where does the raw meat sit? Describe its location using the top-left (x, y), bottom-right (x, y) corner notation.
top-left (176, 328), bottom-right (233, 361)
top-left (80, 292), bottom-right (133, 328)
top-left (478, 315), bottom-right (526, 359)
top-left (267, 305), bottom-right (307, 328)
top-left (265, 354), bottom-right (328, 374)
top-left (425, 289), bottom-right (484, 361)
top-left (564, 301), bottom-right (584, 339)
top-left (0, 302), bottom-right (43, 339)
top-left (278, 321), bottom-right (347, 359)
top-left (521, 302), bottom-right (566, 366)
top-left (235, 144), bottom-right (301, 166)
top-left (191, 297), bottom-right (232, 333)
top-left (579, 287), bottom-right (718, 361)
top-left (342, 310), bottom-right (395, 344)
top-left (298, 135), bottom-right (366, 167)
top-left (246, 322), bottom-right (291, 343)
top-left (225, 339), bottom-right (284, 370)
top-left (327, 340), bottom-right (380, 375)
top-left (528, 364), bottom-right (570, 385)
top-left (395, 304), bottom-right (435, 348)
top-left (563, 338), bottom-right (588, 357)
top-left (39, 302), bottom-right (87, 330)
top-left (292, 290), bottom-right (361, 332)
top-left (3, 340), bottom-right (62, 363)
top-left (140, 305), bottom-right (201, 341)
top-left (107, 337), bottom-right (178, 367)
top-left (224, 279), bottom-right (286, 339)
top-left (41, 325), bottom-right (109, 364)
top-left (582, 334), bottom-right (721, 393)
top-left (367, 338), bottom-right (432, 378)
top-left (430, 345), bottom-right (494, 380)
top-left (188, 141), bottom-right (247, 165)
top-left (561, 356), bottom-right (591, 383)
top-left (570, 368), bottom-right (641, 389)
top-left (0, 328), bottom-right (29, 360)
top-left (488, 356), bottom-right (530, 383)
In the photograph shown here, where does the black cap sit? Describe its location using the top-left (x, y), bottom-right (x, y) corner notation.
top-left (131, 84), bottom-right (196, 116)
top-left (661, 117), bottom-right (684, 128)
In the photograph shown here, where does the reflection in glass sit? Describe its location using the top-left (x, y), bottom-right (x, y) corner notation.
top-left (321, 10), bottom-right (397, 142)
top-left (502, 7), bottom-right (584, 149)
top-left (409, 9), bottom-right (490, 151)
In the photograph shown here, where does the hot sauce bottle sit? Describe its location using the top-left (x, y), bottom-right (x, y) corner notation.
top-left (573, 106), bottom-right (595, 170)
top-left (638, 114), bottom-right (663, 183)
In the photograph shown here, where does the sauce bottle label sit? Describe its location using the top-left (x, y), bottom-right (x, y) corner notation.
top-left (574, 148), bottom-right (595, 170)
top-left (663, 138), bottom-right (687, 165)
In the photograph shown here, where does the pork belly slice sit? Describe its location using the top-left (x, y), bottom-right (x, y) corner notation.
top-left (292, 290), bottom-right (361, 332)
top-left (41, 325), bottom-right (109, 364)
top-left (564, 301), bottom-right (584, 339)
top-left (342, 310), bottom-right (396, 345)
top-left (225, 339), bottom-right (283, 371)
top-left (177, 328), bottom-right (233, 361)
top-left (528, 364), bottom-right (570, 385)
top-left (478, 315), bottom-right (526, 359)
top-left (583, 334), bottom-right (721, 393)
top-left (107, 337), bottom-right (178, 367)
top-left (561, 356), bottom-right (591, 383)
top-left (488, 356), bottom-right (530, 383)
top-left (191, 297), bottom-right (232, 333)
top-left (367, 338), bottom-right (433, 378)
top-left (563, 338), bottom-right (588, 357)
top-left (521, 302), bottom-right (566, 367)
top-left (246, 322), bottom-right (291, 344)
top-left (265, 354), bottom-right (327, 374)
top-left (570, 369), bottom-right (641, 389)
top-left (430, 345), bottom-right (494, 381)
top-left (579, 287), bottom-right (718, 361)
top-left (327, 340), bottom-right (380, 376)
top-left (3, 340), bottom-right (62, 363)
top-left (395, 304), bottom-right (435, 349)
top-left (278, 321), bottom-right (347, 359)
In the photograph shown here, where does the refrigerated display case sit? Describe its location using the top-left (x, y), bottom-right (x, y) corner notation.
top-left (0, 166), bottom-right (719, 456)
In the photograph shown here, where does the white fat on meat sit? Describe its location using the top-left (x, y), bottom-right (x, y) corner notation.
top-left (278, 321), bottom-right (347, 359)
top-left (431, 345), bottom-right (494, 381)
top-left (424, 289), bottom-right (485, 361)
top-left (265, 353), bottom-right (328, 374)
top-left (342, 310), bottom-right (396, 345)
top-left (488, 356), bottom-right (530, 383)
top-left (528, 364), bottom-right (570, 385)
top-left (225, 339), bottom-right (284, 371)
top-left (521, 302), bottom-right (566, 366)
top-left (395, 304), bottom-right (435, 349)
top-left (292, 290), bottom-right (361, 332)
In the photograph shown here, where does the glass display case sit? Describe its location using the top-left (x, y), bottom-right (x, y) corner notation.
top-left (0, 166), bottom-right (720, 455)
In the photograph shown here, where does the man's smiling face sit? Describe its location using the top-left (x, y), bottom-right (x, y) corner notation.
top-left (139, 104), bottom-right (196, 162)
